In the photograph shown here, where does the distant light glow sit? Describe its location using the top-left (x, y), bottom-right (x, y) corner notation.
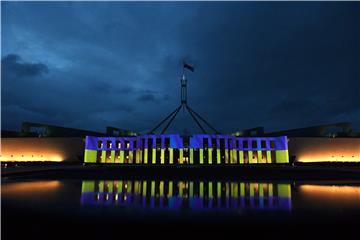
top-left (2, 181), bottom-right (61, 196)
top-left (289, 138), bottom-right (360, 163)
top-left (0, 154), bottom-right (63, 162)
top-left (1, 138), bottom-right (84, 162)
top-left (299, 185), bottom-right (360, 208)
top-left (297, 154), bottom-right (360, 163)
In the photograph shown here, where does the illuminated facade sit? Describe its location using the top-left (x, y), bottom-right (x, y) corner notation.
top-left (0, 137), bottom-right (84, 162)
top-left (84, 134), bottom-right (289, 164)
top-left (288, 137), bottom-right (360, 163)
top-left (81, 180), bottom-right (292, 211)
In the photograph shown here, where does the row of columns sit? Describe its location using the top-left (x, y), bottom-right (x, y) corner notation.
top-left (99, 148), bottom-right (277, 164)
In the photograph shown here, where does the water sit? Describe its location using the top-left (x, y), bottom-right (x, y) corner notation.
top-left (3, 178), bottom-right (360, 238)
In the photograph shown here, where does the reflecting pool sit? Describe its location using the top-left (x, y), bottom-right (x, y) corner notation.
top-left (80, 180), bottom-right (292, 211)
top-left (3, 178), bottom-right (360, 239)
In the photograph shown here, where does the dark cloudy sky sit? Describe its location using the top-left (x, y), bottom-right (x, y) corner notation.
top-left (1, 2), bottom-right (359, 134)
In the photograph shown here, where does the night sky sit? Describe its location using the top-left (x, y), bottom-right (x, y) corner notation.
top-left (1, 2), bottom-right (359, 134)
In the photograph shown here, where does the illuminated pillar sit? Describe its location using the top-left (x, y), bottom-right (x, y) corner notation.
top-left (229, 149), bottom-right (233, 164)
top-left (179, 149), bottom-right (184, 164)
top-left (239, 151), bottom-right (244, 164)
top-left (225, 150), bottom-right (229, 164)
top-left (129, 151), bottom-right (133, 164)
top-left (84, 150), bottom-right (97, 163)
top-left (208, 148), bottom-right (213, 164)
top-left (101, 151), bottom-right (106, 163)
top-left (257, 150), bottom-right (262, 164)
top-left (276, 150), bottom-right (289, 163)
top-left (110, 150), bottom-right (115, 163)
top-left (152, 149), bottom-right (156, 164)
top-left (248, 151), bottom-right (253, 164)
top-left (136, 150), bottom-right (141, 164)
top-left (267, 151), bottom-right (272, 164)
top-left (199, 149), bottom-right (204, 164)
top-left (189, 149), bottom-right (194, 164)
top-left (217, 149), bottom-right (221, 164)
top-left (144, 149), bottom-right (148, 164)
top-left (161, 149), bottom-right (165, 164)
top-left (139, 149), bottom-right (143, 164)
top-left (114, 151), bottom-right (120, 164)
top-left (169, 148), bottom-right (173, 164)
top-left (232, 149), bottom-right (237, 164)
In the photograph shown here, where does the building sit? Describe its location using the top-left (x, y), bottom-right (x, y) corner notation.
top-left (84, 134), bottom-right (289, 164)
top-left (2, 122), bottom-right (359, 164)
top-left (0, 122), bottom-right (137, 162)
top-left (232, 123), bottom-right (360, 163)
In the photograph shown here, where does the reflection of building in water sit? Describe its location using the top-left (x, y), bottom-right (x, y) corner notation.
top-left (84, 135), bottom-right (289, 164)
top-left (299, 185), bottom-right (360, 209)
top-left (2, 181), bottom-right (61, 196)
top-left (81, 180), bottom-right (292, 211)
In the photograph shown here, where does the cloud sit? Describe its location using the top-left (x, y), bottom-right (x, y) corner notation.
top-left (137, 90), bottom-right (157, 102)
top-left (138, 94), bottom-right (155, 102)
top-left (1, 54), bottom-right (49, 80)
top-left (1, 2), bottom-right (359, 133)
top-left (112, 104), bottom-right (134, 113)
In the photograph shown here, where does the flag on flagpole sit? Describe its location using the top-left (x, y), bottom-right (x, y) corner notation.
top-left (183, 62), bottom-right (194, 72)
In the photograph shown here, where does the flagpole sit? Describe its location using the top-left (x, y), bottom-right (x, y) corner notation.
top-left (148, 61), bottom-right (221, 134)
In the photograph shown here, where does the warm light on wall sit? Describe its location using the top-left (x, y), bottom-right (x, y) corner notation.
top-left (297, 155), bottom-right (360, 163)
top-left (289, 138), bottom-right (360, 163)
top-left (0, 137), bottom-right (85, 162)
top-left (0, 154), bottom-right (63, 162)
